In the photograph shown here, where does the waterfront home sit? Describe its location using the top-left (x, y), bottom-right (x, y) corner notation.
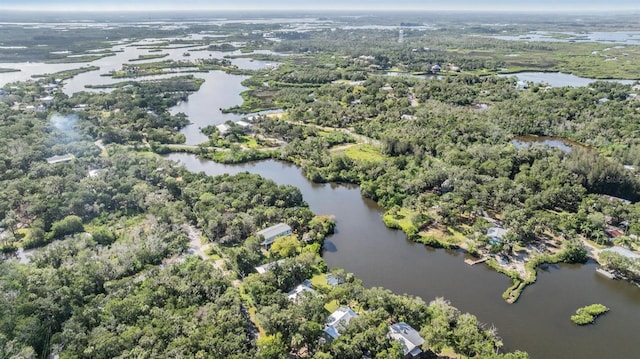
top-left (216, 123), bottom-right (230, 136)
top-left (326, 274), bottom-right (342, 286)
top-left (388, 322), bottom-right (425, 358)
top-left (236, 120), bottom-right (252, 130)
top-left (256, 223), bottom-right (292, 247)
top-left (323, 306), bottom-right (358, 342)
top-left (287, 279), bottom-right (315, 301)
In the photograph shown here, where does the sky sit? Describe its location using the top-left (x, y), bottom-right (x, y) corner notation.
top-left (0, 0), bottom-right (639, 12)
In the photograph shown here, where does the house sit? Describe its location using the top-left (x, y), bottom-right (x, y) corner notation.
top-left (40, 95), bottom-right (55, 105)
top-left (323, 307), bottom-right (358, 341)
top-left (325, 274), bottom-right (342, 286)
top-left (388, 322), bottom-right (425, 358)
top-left (255, 259), bottom-right (285, 274)
top-left (605, 226), bottom-right (625, 239)
top-left (256, 223), bottom-right (292, 247)
top-left (431, 64), bottom-right (442, 73)
top-left (487, 227), bottom-right (508, 245)
top-left (401, 114), bottom-right (415, 120)
top-left (87, 169), bottom-right (102, 178)
top-left (516, 80), bottom-right (529, 90)
top-left (216, 124), bottom-right (230, 136)
top-left (602, 246), bottom-right (640, 260)
top-left (46, 154), bottom-right (75, 164)
top-left (236, 120), bottom-right (252, 130)
top-left (287, 279), bottom-right (315, 301)
top-left (632, 84), bottom-right (640, 91)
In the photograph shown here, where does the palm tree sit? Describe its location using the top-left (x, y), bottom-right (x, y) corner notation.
top-left (614, 236), bottom-right (635, 249)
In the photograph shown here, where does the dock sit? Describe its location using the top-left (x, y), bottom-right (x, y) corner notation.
top-left (465, 257), bottom-right (488, 266)
top-left (596, 267), bottom-right (616, 279)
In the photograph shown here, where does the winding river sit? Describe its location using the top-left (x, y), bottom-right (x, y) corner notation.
top-left (165, 154), bottom-right (640, 359)
top-left (3, 29), bottom-right (640, 358)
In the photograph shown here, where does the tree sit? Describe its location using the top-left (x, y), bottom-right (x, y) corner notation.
top-left (50, 215), bottom-right (84, 240)
top-left (256, 333), bottom-right (288, 359)
top-left (270, 235), bottom-right (301, 258)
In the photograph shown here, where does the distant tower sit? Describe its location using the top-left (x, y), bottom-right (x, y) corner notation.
top-left (398, 29), bottom-right (404, 43)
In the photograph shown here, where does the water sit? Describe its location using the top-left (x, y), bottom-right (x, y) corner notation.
top-left (511, 135), bottom-right (576, 152)
top-left (1, 40), bottom-right (276, 146)
top-left (493, 31), bottom-right (640, 45)
top-left (499, 72), bottom-right (635, 87)
top-left (169, 71), bottom-right (249, 145)
top-left (165, 153), bottom-right (640, 359)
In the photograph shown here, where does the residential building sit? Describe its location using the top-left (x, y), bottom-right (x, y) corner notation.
top-left (323, 306), bottom-right (358, 341)
top-left (255, 259), bottom-right (285, 274)
top-left (40, 95), bottom-right (55, 105)
top-left (287, 279), bottom-right (315, 301)
top-left (216, 123), bottom-right (230, 136)
top-left (388, 322), bottom-right (425, 358)
top-left (256, 223), bottom-right (292, 247)
top-left (236, 120), bottom-right (252, 129)
top-left (46, 154), bottom-right (75, 164)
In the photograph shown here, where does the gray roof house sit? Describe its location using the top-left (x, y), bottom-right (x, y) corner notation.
top-left (389, 322), bottom-right (425, 358)
top-left (287, 279), bottom-right (315, 301)
top-left (255, 259), bottom-right (285, 274)
top-left (323, 306), bottom-right (358, 341)
top-left (256, 223), bottom-right (292, 247)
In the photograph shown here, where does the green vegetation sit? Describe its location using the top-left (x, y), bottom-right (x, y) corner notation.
top-left (571, 304), bottom-right (610, 325)
top-left (341, 143), bottom-right (386, 162)
top-left (129, 53), bottom-right (169, 61)
top-left (0, 67), bottom-right (19, 73)
top-left (599, 250), bottom-right (640, 282)
top-left (5, 11), bottom-right (640, 358)
top-left (31, 65), bottom-right (99, 81)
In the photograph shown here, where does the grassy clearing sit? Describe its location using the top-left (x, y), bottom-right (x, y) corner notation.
top-left (311, 273), bottom-right (330, 290)
top-left (342, 144), bottom-right (385, 162)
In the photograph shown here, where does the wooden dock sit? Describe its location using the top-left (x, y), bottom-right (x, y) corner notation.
top-left (465, 257), bottom-right (488, 266)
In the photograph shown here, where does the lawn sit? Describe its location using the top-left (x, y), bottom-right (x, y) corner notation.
top-left (342, 144), bottom-right (385, 162)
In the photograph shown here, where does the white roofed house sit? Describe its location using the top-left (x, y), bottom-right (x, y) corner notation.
top-left (256, 223), bottom-right (292, 248)
top-left (287, 279), bottom-right (315, 301)
top-left (388, 322), bottom-right (425, 358)
top-left (40, 95), bottom-right (55, 105)
top-left (236, 120), bottom-right (252, 130)
top-left (46, 154), bottom-right (75, 164)
top-left (216, 123), bottom-right (230, 136)
top-left (323, 306), bottom-right (358, 342)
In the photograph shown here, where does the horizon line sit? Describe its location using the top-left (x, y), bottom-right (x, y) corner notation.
top-left (1, 6), bottom-right (640, 13)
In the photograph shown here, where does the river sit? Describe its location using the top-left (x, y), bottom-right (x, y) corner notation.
top-left (498, 71), bottom-right (635, 87)
top-left (165, 153), bottom-right (640, 359)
